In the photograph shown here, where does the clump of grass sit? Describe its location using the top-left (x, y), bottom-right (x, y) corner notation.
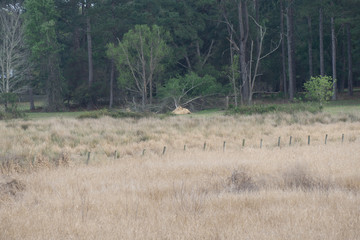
top-left (226, 102), bottom-right (321, 115)
top-left (0, 176), bottom-right (26, 201)
top-left (0, 153), bottom-right (30, 174)
top-left (225, 164), bottom-right (337, 193)
top-left (227, 169), bottom-right (257, 192)
top-left (282, 163), bottom-right (332, 191)
top-left (172, 182), bottom-right (207, 216)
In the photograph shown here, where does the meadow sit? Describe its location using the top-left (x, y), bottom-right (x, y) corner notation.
top-left (1, 110), bottom-right (360, 239)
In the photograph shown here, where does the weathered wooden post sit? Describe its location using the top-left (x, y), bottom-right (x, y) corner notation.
top-left (278, 137), bottom-right (281, 147)
top-left (86, 152), bottom-right (91, 165)
top-left (325, 134), bottom-right (328, 145)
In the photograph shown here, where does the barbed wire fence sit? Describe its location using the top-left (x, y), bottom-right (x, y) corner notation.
top-left (81, 133), bottom-right (356, 164)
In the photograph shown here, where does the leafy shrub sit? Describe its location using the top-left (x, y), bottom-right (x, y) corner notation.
top-left (158, 72), bottom-right (221, 108)
top-left (304, 75), bottom-right (334, 106)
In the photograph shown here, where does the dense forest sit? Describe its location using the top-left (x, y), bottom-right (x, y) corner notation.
top-left (0, 0), bottom-right (359, 111)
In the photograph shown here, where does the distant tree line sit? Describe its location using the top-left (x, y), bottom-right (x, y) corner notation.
top-left (0, 0), bottom-right (359, 111)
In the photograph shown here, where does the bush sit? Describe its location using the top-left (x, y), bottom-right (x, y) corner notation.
top-left (304, 75), bottom-right (334, 106)
top-left (0, 93), bottom-right (24, 120)
top-left (226, 103), bottom-right (321, 115)
top-left (77, 109), bottom-right (155, 119)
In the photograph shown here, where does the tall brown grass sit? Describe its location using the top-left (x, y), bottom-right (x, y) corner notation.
top-left (1, 112), bottom-right (360, 239)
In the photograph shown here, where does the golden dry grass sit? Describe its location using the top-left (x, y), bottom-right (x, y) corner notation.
top-left (1, 112), bottom-right (360, 239)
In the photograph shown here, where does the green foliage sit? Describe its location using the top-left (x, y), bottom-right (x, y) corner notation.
top-left (0, 93), bottom-right (24, 119)
top-left (73, 82), bottom-right (107, 108)
top-left (106, 25), bottom-right (171, 101)
top-left (24, 0), bottom-right (61, 59)
top-left (226, 103), bottom-right (321, 115)
top-left (18, 0), bottom-right (360, 110)
top-left (304, 76), bottom-right (334, 105)
top-left (24, 0), bottom-right (63, 111)
top-left (158, 72), bottom-right (220, 107)
top-left (77, 109), bottom-right (155, 119)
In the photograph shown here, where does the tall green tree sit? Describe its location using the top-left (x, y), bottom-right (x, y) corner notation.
top-left (24, 0), bottom-right (63, 111)
top-left (107, 24), bottom-right (171, 109)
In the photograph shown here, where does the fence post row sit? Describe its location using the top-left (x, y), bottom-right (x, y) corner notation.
top-left (111, 133), bottom-right (353, 160)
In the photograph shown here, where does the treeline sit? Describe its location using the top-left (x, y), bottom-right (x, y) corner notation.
top-left (0, 0), bottom-right (359, 111)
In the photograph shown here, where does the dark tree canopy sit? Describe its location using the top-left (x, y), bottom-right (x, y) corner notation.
top-left (10, 0), bottom-right (360, 110)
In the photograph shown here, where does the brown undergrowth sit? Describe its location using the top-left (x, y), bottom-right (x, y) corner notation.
top-left (0, 113), bottom-right (360, 239)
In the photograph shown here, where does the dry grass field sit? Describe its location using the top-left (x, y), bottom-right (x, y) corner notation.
top-left (1, 112), bottom-right (360, 239)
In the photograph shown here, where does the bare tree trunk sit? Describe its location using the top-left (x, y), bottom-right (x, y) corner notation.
top-left (29, 87), bottom-right (35, 111)
top-left (286, 3), bottom-right (295, 100)
top-left (319, 8), bottom-right (325, 76)
top-left (340, 29), bottom-right (346, 93)
top-left (86, 13), bottom-right (94, 109)
top-left (109, 60), bottom-right (114, 108)
top-left (331, 16), bottom-right (337, 100)
top-left (238, 0), bottom-right (249, 105)
top-left (140, 34), bottom-right (147, 109)
top-left (229, 30), bottom-right (238, 108)
top-left (149, 75), bottom-right (153, 105)
top-left (307, 16), bottom-right (313, 78)
top-left (280, 1), bottom-right (287, 96)
top-left (346, 23), bottom-right (353, 96)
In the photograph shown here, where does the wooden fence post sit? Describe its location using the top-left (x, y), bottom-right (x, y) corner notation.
top-left (278, 137), bottom-right (281, 147)
top-left (325, 134), bottom-right (328, 145)
top-left (86, 152), bottom-right (91, 165)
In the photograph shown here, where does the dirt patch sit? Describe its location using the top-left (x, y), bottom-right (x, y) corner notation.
top-left (0, 176), bottom-right (25, 201)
